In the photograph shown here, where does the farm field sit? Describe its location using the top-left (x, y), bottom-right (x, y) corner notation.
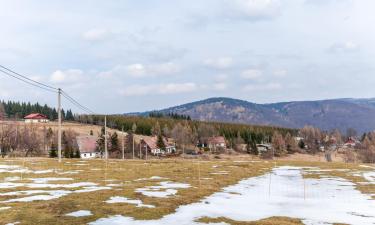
top-left (0, 158), bottom-right (374, 225)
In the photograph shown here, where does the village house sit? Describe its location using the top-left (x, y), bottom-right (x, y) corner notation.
top-left (206, 136), bottom-right (226, 149)
top-left (343, 137), bottom-right (358, 149)
top-left (24, 113), bottom-right (49, 123)
top-left (76, 135), bottom-right (101, 159)
top-left (141, 136), bottom-right (176, 156)
top-left (256, 143), bottom-right (273, 154)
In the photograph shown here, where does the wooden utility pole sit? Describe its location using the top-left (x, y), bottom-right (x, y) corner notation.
top-left (132, 134), bottom-right (135, 159)
top-left (145, 141), bottom-right (148, 160)
top-left (104, 116), bottom-right (108, 160)
top-left (139, 139), bottom-right (142, 159)
top-left (58, 88), bottom-right (62, 163)
top-left (122, 126), bottom-right (125, 160)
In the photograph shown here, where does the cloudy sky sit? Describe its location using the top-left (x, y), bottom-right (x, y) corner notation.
top-left (1, 0), bottom-right (375, 114)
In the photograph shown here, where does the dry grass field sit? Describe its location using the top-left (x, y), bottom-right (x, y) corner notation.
top-left (0, 157), bottom-right (373, 225)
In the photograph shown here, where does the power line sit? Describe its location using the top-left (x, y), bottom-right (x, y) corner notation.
top-left (0, 64), bottom-right (96, 115)
top-left (61, 90), bottom-right (95, 114)
top-left (0, 68), bottom-right (57, 93)
top-left (0, 64), bottom-right (57, 91)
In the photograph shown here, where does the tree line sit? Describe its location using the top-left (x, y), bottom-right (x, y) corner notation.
top-left (0, 123), bottom-right (80, 158)
top-left (0, 100), bottom-right (74, 121)
top-left (148, 111), bottom-right (191, 120)
top-left (75, 114), bottom-right (298, 156)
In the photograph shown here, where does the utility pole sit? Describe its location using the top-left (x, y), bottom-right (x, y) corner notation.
top-left (104, 116), bottom-right (108, 160)
top-left (122, 126), bottom-right (125, 160)
top-left (58, 88), bottom-right (62, 163)
top-left (145, 140), bottom-right (148, 160)
top-left (132, 134), bottom-right (135, 159)
top-left (139, 139), bottom-right (142, 159)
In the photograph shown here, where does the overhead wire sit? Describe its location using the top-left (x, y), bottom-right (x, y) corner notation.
top-left (0, 64), bottom-right (58, 91)
top-left (0, 65), bottom-right (96, 114)
top-left (0, 68), bottom-right (57, 93)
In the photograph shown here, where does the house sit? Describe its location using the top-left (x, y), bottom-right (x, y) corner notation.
top-left (343, 138), bottom-right (357, 148)
top-left (141, 136), bottom-right (176, 156)
top-left (24, 113), bottom-right (49, 123)
top-left (76, 135), bottom-right (101, 159)
top-left (207, 136), bottom-right (226, 149)
top-left (256, 143), bottom-right (273, 154)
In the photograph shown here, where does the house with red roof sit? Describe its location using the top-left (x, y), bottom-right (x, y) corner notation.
top-left (76, 135), bottom-right (101, 159)
top-left (141, 136), bottom-right (176, 156)
top-left (207, 136), bottom-right (226, 149)
top-left (24, 113), bottom-right (49, 123)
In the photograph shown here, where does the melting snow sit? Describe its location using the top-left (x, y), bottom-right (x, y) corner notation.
top-left (28, 177), bottom-right (74, 183)
top-left (135, 176), bottom-right (167, 181)
top-left (135, 181), bottom-right (190, 198)
top-left (363, 172), bottom-right (375, 184)
top-left (66, 210), bottom-right (93, 217)
top-left (105, 196), bottom-right (155, 208)
top-left (90, 167), bottom-right (375, 225)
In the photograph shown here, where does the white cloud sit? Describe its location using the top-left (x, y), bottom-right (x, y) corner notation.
top-left (243, 82), bottom-right (282, 91)
top-left (50, 69), bottom-right (85, 84)
top-left (126, 64), bottom-right (146, 77)
top-left (82, 28), bottom-right (111, 41)
top-left (120, 82), bottom-right (197, 96)
top-left (213, 82), bottom-right (227, 91)
top-left (204, 57), bottom-right (233, 69)
top-left (273, 69), bottom-right (288, 77)
top-left (328, 41), bottom-right (359, 53)
top-left (227, 0), bottom-right (281, 20)
top-left (241, 69), bottom-right (263, 80)
top-left (100, 62), bottom-right (181, 78)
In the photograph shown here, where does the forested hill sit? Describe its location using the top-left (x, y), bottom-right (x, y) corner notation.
top-left (0, 100), bottom-right (74, 121)
top-left (130, 97), bottom-right (375, 133)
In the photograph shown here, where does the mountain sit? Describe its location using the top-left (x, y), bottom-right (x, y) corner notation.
top-left (131, 97), bottom-right (375, 133)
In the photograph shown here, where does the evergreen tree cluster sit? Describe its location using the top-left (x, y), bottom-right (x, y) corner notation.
top-left (77, 114), bottom-right (297, 151)
top-left (0, 100), bottom-right (75, 121)
top-left (148, 111), bottom-right (191, 120)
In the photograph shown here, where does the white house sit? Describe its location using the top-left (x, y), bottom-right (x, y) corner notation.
top-left (24, 113), bottom-right (49, 123)
top-left (76, 136), bottom-right (100, 159)
top-left (256, 143), bottom-right (273, 154)
top-left (141, 136), bottom-right (176, 156)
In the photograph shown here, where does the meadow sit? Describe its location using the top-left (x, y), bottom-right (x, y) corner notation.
top-left (0, 158), bottom-right (374, 225)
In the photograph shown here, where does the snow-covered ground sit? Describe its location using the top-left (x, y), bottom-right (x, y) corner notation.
top-left (135, 181), bottom-right (191, 198)
top-left (91, 166), bottom-right (375, 225)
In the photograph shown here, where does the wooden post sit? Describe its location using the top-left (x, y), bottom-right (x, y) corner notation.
top-left (57, 88), bottom-right (62, 163)
top-left (104, 116), bottom-right (108, 160)
top-left (122, 126), bottom-right (125, 160)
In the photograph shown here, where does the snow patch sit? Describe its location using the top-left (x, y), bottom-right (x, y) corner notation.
top-left (105, 196), bottom-right (155, 208)
top-left (66, 210), bottom-right (92, 217)
top-left (90, 167), bottom-right (375, 225)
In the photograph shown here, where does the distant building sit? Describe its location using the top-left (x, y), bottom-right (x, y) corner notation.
top-left (343, 137), bottom-right (357, 148)
top-left (256, 143), bottom-right (273, 154)
top-left (207, 136), bottom-right (226, 149)
top-left (141, 136), bottom-right (176, 156)
top-left (76, 135), bottom-right (100, 159)
top-left (24, 113), bottom-right (49, 123)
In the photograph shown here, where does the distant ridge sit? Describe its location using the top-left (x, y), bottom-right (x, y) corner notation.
top-left (128, 97), bottom-right (375, 133)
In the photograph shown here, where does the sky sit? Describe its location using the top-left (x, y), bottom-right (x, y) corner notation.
top-left (1, 0), bottom-right (375, 114)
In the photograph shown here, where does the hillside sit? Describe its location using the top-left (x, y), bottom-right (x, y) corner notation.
top-left (132, 97), bottom-right (375, 133)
